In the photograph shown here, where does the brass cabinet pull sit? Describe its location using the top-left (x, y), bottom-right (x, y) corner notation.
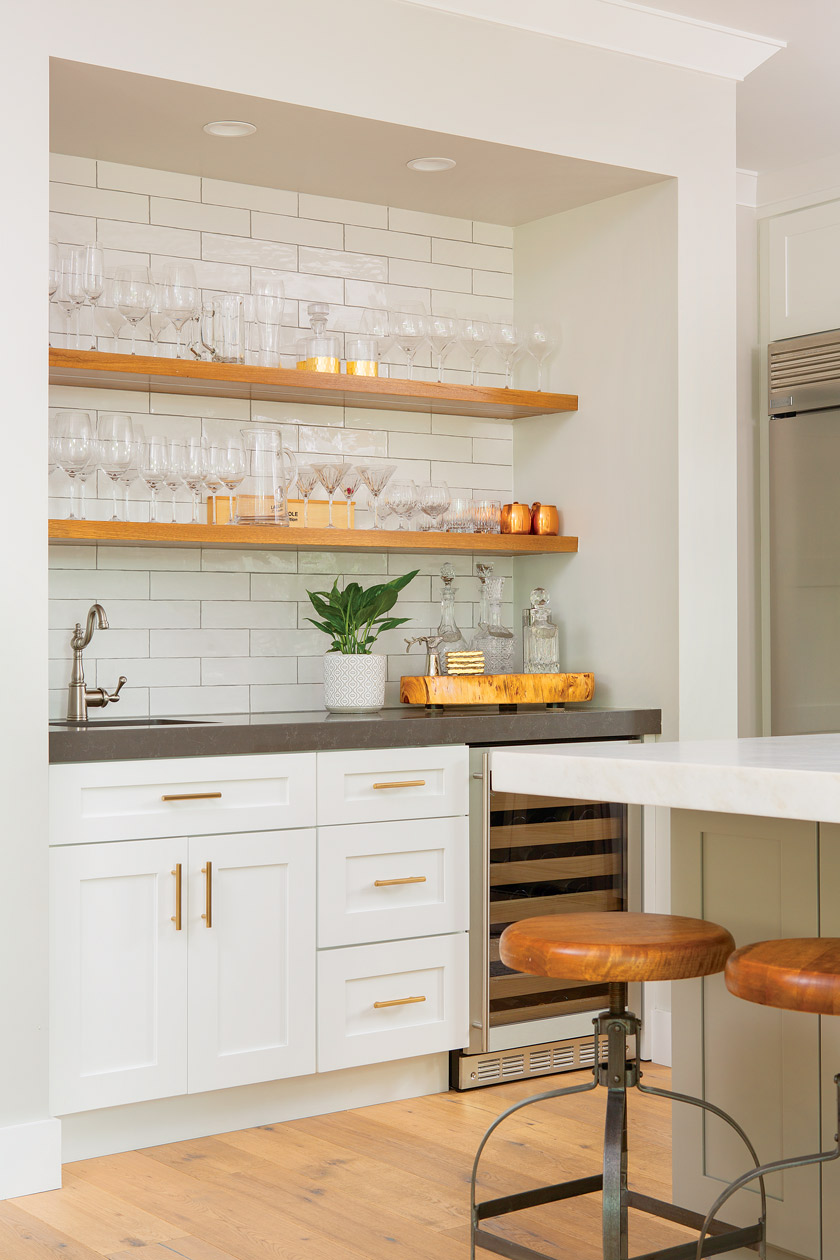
top-left (372, 780), bottom-right (426, 790)
top-left (201, 862), bottom-right (212, 927)
top-left (170, 864), bottom-right (182, 930)
top-left (373, 995), bottom-right (426, 1009)
top-left (374, 876), bottom-right (427, 887)
top-left (161, 791), bottom-right (222, 802)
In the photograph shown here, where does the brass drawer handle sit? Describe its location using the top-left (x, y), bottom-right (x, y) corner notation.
top-left (373, 995), bottom-right (426, 1009)
top-left (372, 780), bottom-right (426, 790)
top-left (161, 791), bottom-right (222, 802)
top-left (201, 862), bottom-right (212, 927)
top-left (374, 876), bottom-right (427, 887)
top-left (170, 863), bottom-right (182, 930)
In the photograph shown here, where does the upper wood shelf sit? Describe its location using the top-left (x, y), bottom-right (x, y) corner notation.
top-left (48, 520), bottom-right (579, 556)
top-left (48, 349), bottom-right (578, 421)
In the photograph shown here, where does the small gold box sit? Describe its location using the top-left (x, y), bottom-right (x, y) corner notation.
top-left (445, 650), bottom-right (485, 675)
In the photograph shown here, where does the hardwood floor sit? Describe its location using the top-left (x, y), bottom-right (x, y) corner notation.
top-left (0, 1064), bottom-right (695, 1260)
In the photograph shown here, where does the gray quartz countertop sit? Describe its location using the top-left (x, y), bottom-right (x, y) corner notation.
top-left (49, 705), bottom-right (662, 763)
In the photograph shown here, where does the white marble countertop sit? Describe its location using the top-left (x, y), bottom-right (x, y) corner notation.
top-left (490, 734), bottom-right (840, 823)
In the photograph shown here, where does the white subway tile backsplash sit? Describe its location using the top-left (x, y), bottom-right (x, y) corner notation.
top-left (473, 270), bottom-right (514, 299)
top-left (200, 549), bottom-right (297, 573)
top-left (300, 247), bottom-right (387, 282)
top-left (96, 220), bottom-right (201, 258)
top-left (430, 290), bottom-right (513, 322)
top-left (151, 629), bottom-right (249, 657)
top-left (66, 600), bottom-right (200, 629)
top-left (202, 178), bottom-right (297, 216)
top-left (201, 657), bottom-right (297, 686)
top-left (299, 194), bottom-right (387, 229)
top-left (344, 279), bottom-right (429, 310)
top-left (201, 601), bottom-right (298, 629)
top-left (49, 628), bottom-right (149, 661)
top-left (98, 162), bottom-right (201, 201)
top-left (201, 234), bottom-right (297, 271)
top-left (473, 222), bottom-right (514, 247)
top-left (48, 545), bottom-right (97, 570)
top-left (51, 182), bottom-right (149, 224)
top-left (297, 551), bottom-right (388, 575)
top-left (249, 684), bottom-right (325, 713)
top-left (432, 237), bottom-right (513, 273)
top-left (49, 569), bottom-right (150, 600)
top-left (109, 658), bottom-right (199, 688)
top-left (252, 212), bottom-right (343, 251)
top-left (152, 197), bottom-right (250, 236)
top-left (345, 225), bottom-right (430, 262)
top-left (50, 212), bottom-right (96, 245)
top-left (251, 573), bottom-right (339, 603)
top-left (149, 571), bottom-right (250, 601)
top-left (389, 258), bottom-right (471, 293)
top-left (251, 267), bottom-right (343, 305)
top-left (473, 436), bottom-right (514, 464)
top-left (345, 406), bottom-right (432, 435)
top-left (51, 154), bottom-right (97, 186)
top-left (432, 414), bottom-right (514, 439)
top-left (388, 207), bottom-right (472, 242)
top-left (389, 431), bottom-right (471, 462)
top-left (298, 426), bottom-right (387, 458)
top-left (431, 461), bottom-right (514, 494)
top-left (151, 686), bottom-right (250, 716)
top-left (250, 627), bottom-right (325, 657)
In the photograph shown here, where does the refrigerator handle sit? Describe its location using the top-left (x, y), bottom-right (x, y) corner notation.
top-left (480, 750), bottom-right (490, 1053)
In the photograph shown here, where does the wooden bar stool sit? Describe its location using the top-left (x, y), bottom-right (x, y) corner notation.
top-left (695, 939), bottom-right (840, 1257)
top-left (470, 911), bottom-right (767, 1260)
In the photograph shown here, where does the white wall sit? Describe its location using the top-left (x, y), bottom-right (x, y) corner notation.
top-left (736, 202), bottom-right (761, 737)
top-left (2, 0), bottom-right (742, 1192)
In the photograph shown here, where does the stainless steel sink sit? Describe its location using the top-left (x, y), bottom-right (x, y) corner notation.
top-left (49, 718), bottom-right (214, 728)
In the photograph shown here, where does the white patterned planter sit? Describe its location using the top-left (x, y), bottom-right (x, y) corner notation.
top-left (323, 653), bottom-right (387, 713)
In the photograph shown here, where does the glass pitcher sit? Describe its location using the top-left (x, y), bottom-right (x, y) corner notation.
top-left (201, 295), bottom-right (246, 364)
top-left (235, 427), bottom-right (298, 525)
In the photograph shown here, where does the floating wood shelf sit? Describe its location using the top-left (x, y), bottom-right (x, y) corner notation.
top-left (48, 520), bottom-right (579, 556)
top-left (48, 349), bottom-right (577, 421)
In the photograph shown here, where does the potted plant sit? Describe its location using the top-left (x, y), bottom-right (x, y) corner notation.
top-left (306, 570), bottom-right (419, 712)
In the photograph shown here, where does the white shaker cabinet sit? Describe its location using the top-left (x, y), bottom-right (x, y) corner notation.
top-left (50, 837), bottom-right (189, 1115)
top-left (187, 829), bottom-right (315, 1094)
top-left (766, 199), bottom-right (840, 342)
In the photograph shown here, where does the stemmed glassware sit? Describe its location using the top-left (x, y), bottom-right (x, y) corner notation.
top-left (82, 244), bottom-right (105, 351)
top-left (295, 460), bottom-right (319, 528)
top-left (356, 463), bottom-right (396, 531)
top-left (493, 321), bottom-right (526, 388)
top-left (149, 284), bottom-right (172, 356)
top-left (163, 264), bottom-right (199, 359)
top-left (97, 413), bottom-right (135, 522)
top-left (57, 249), bottom-right (86, 349)
top-left (51, 411), bottom-right (95, 519)
top-left (162, 441), bottom-right (186, 523)
top-left (385, 480), bottom-right (419, 530)
top-left (337, 467), bottom-right (362, 523)
top-left (139, 436), bottom-right (169, 523)
top-left (527, 320), bottom-right (559, 390)
top-left (460, 317), bottom-right (490, 385)
top-left (183, 437), bottom-right (209, 524)
top-left (312, 460), bottom-right (352, 529)
top-left (101, 279), bottom-right (126, 351)
top-left (114, 266), bottom-right (154, 356)
top-left (390, 310), bottom-right (428, 380)
top-left (418, 482), bottom-right (451, 531)
top-left (215, 436), bottom-right (247, 524)
top-left (427, 315), bottom-right (459, 382)
top-left (359, 307), bottom-right (392, 378)
top-left (48, 243), bottom-right (60, 346)
top-left (119, 423), bottom-right (145, 521)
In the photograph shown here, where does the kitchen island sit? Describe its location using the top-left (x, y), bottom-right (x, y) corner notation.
top-left (491, 735), bottom-right (840, 1260)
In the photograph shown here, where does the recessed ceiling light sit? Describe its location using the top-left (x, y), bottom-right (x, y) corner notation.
top-left (202, 120), bottom-right (257, 138)
top-left (406, 156), bottom-right (456, 172)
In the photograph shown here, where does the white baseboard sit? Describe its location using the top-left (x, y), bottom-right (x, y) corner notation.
top-left (60, 1052), bottom-right (450, 1163)
top-left (650, 1006), bottom-right (672, 1067)
top-left (0, 1118), bottom-right (61, 1199)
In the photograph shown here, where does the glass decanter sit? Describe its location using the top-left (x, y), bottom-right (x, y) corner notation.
top-left (523, 586), bottom-right (560, 673)
top-left (295, 302), bottom-right (341, 373)
top-left (435, 563), bottom-right (467, 673)
top-left (472, 570), bottom-right (514, 674)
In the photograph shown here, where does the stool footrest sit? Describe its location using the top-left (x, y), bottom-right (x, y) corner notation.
top-left (626, 1190), bottom-right (742, 1236)
top-left (476, 1173), bottom-right (602, 1220)
top-left (631, 1222), bottom-right (763, 1260)
top-left (473, 1229), bottom-right (559, 1260)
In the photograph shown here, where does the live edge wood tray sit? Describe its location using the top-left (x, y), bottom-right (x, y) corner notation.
top-left (400, 672), bottom-right (595, 711)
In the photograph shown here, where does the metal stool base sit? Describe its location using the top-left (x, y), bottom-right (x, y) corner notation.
top-left (470, 994), bottom-right (765, 1260)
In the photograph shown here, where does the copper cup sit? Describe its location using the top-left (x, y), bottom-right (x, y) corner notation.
top-left (501, 502), bottom-right (532, 534)
top-left (531, 502), bottom-right (560, 535)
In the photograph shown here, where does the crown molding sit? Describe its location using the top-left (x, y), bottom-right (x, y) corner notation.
top-left (399, 0), bottom-right (784, 80)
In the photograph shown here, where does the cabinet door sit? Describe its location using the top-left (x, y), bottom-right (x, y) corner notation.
top-left (50, 838), bottom-right (188, 1115)
top-left (187, 829), bottom-right (316, 1094)
top-left (671, 810), bottom-right (821, 1260)
top-left (767, 200), bottom-right (840, 341)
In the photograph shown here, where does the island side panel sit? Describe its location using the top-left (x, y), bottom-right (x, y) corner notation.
top-left (820, 825), bottom-right (840, 1256)
top-left (671, 809), bottom-right (821, 1259)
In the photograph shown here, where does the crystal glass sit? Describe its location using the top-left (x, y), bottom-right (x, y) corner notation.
top-left (337, 466), bottom-right (362, 525)
top-left (203, 442), bottom-right (226, 504)
top-left (149, 283), bottom-right (172, 356)
top-left (51, 411), bottom-right (95, 519)
top-left (493, 321), bottom-right (526, 388)
top-left (162, 264), bottom-right (199, 359)
top-left (460, 317), bottom-right (490, 386)
top-left (474, 497), bottom-right (502, 534)
top-left (295, 460), bottom-right (319, 528)
top-left (215, 436), bottom-right (247, 524)
top-left (101, 279), bottom-right (126, 351)
top-left (139, 436), bottom-right (169, 523)
top-left (356, 463), bottom-right (396, 530)
top-left (201, 294), bottom-right (246, 364)
top-left (360, 307), bottom-right (392, 377)
top-left (119, 423), bottom-right (145, 521)
top-left (527, 320), bottom-right (560, 390)
top-left (82, 244), bottom-right (105, 351)
top-left (57, 248), bottom-right (86, 349)
top-left (427, 314), bottom-right (459, 382)
top-left (237, 427), bottom-right (296, 525)
top-left (114, 266), bottom-right (154, 356)
top-left (183, 436), bottom-right (209, 524)
top-left (446, 496), bottom-right (476, 533)
top-left (384, 480), bottom-right (418, 531)
top-left (390, 310), bottom-right (428, 381)
top-left (472, 574), bottom-right (514, 673)
top-left (312, 460), bottom-right (352, 529)
top-left (253, 276), bottom-right (285, 366)
top-left (97, 414), bottom-right (135, 518)
top-left (523, 587), bottom-right (560, 673)
top-left (48, 243), bottom-right (60, 346)
top-left (162, 440), bottom-right (186, 523)
top-left (417, 482), bottom-right (451, 531)
top-left (435, 563), bottom-right (467, 674)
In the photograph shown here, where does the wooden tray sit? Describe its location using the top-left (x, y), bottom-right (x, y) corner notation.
top-left (399, 672), bottom-right (595, 710)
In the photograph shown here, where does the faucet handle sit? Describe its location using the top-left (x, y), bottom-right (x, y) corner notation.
top-left (104, 676), bottom-right (127, 704)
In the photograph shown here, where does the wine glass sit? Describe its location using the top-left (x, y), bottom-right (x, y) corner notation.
top-left (216, 436), bottom-right (247, 524)
top-left (427, 315), bottom-right (459, 383)
top-left (119, 423), bottom-right (145, 521)
top-left (385, 480), bottom-right (418, 531)
top-left (48, 243), bottom-right (60, 347)
top-left (101, 280), bottom-right (126, 352)
top-left (460, 317), bottom-right (490, 386)
top-left (418, 482), bottom-right (451, 531)
top-left (139, 436), bottom-right (169, 523)
top-left (183, 437), bottom-right (209, 524)
top-left (295, 460), bottom-right (319, 528)
top-left (312, 460), bottom-right (351, 529)
top-left (527, 320), bottom-right (560, 390)
top-left (97, 413), bottom-right (135, 521)
top-left (360, 307), bottom-right (392, 377)
top-left (356, 463), bottom-right (396, 531)
top-left (163, 264), bottom-right (199, 359)
top-left (82, 244), bottom-right (105, 351)
top-left (114, 266), bottom-right (154, 356)
top-left (493, 321), bottom-right (526, 388)
top-left (51, 411), bottom-right (95, 519)
top-left (57, 248), bottom-right (86, 349)
top-left (163, 441), bottom-right (186, 523)
top-left (337, 466), bottom-right (362, 527)
top-left (149, 283), bottom-right (172, 357)
top-left (390, 310), bottom-right (428, 381)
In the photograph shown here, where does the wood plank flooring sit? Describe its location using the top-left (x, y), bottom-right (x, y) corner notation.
top-left (1, 1064), bottom-right (694, 1260)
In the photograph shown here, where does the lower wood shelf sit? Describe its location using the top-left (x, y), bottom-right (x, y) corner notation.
top-left (48, 520), bottom-right (579, 555)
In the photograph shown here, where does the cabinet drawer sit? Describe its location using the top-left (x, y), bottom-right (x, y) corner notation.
top-left (316, 746), bottom-right (468, 826)
top-left (50, 753), bottom-right (316, 845)
top-left (318, 817), bottom-right (468, 947)
top-left (317, 933), bottom-right (468, 1072)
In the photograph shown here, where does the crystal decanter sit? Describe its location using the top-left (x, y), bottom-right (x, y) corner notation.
top-left (472, 568), bottom-right (514, 674)
top-left (523, 586), bottom-right (560, 673)
top-left (435, 563), bottom-right (467, 673)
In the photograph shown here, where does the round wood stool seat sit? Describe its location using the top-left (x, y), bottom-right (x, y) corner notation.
top-left (500, 911), bottom-right (735, 983)
top-left (725, 938), bottom-right (840, 1016)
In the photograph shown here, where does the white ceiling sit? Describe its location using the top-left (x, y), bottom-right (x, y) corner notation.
top-left (49, 60), bottom-right (666, 227)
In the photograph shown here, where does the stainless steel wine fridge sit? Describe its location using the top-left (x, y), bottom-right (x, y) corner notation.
top-left (452, 746), bottom-right (642, 1089)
